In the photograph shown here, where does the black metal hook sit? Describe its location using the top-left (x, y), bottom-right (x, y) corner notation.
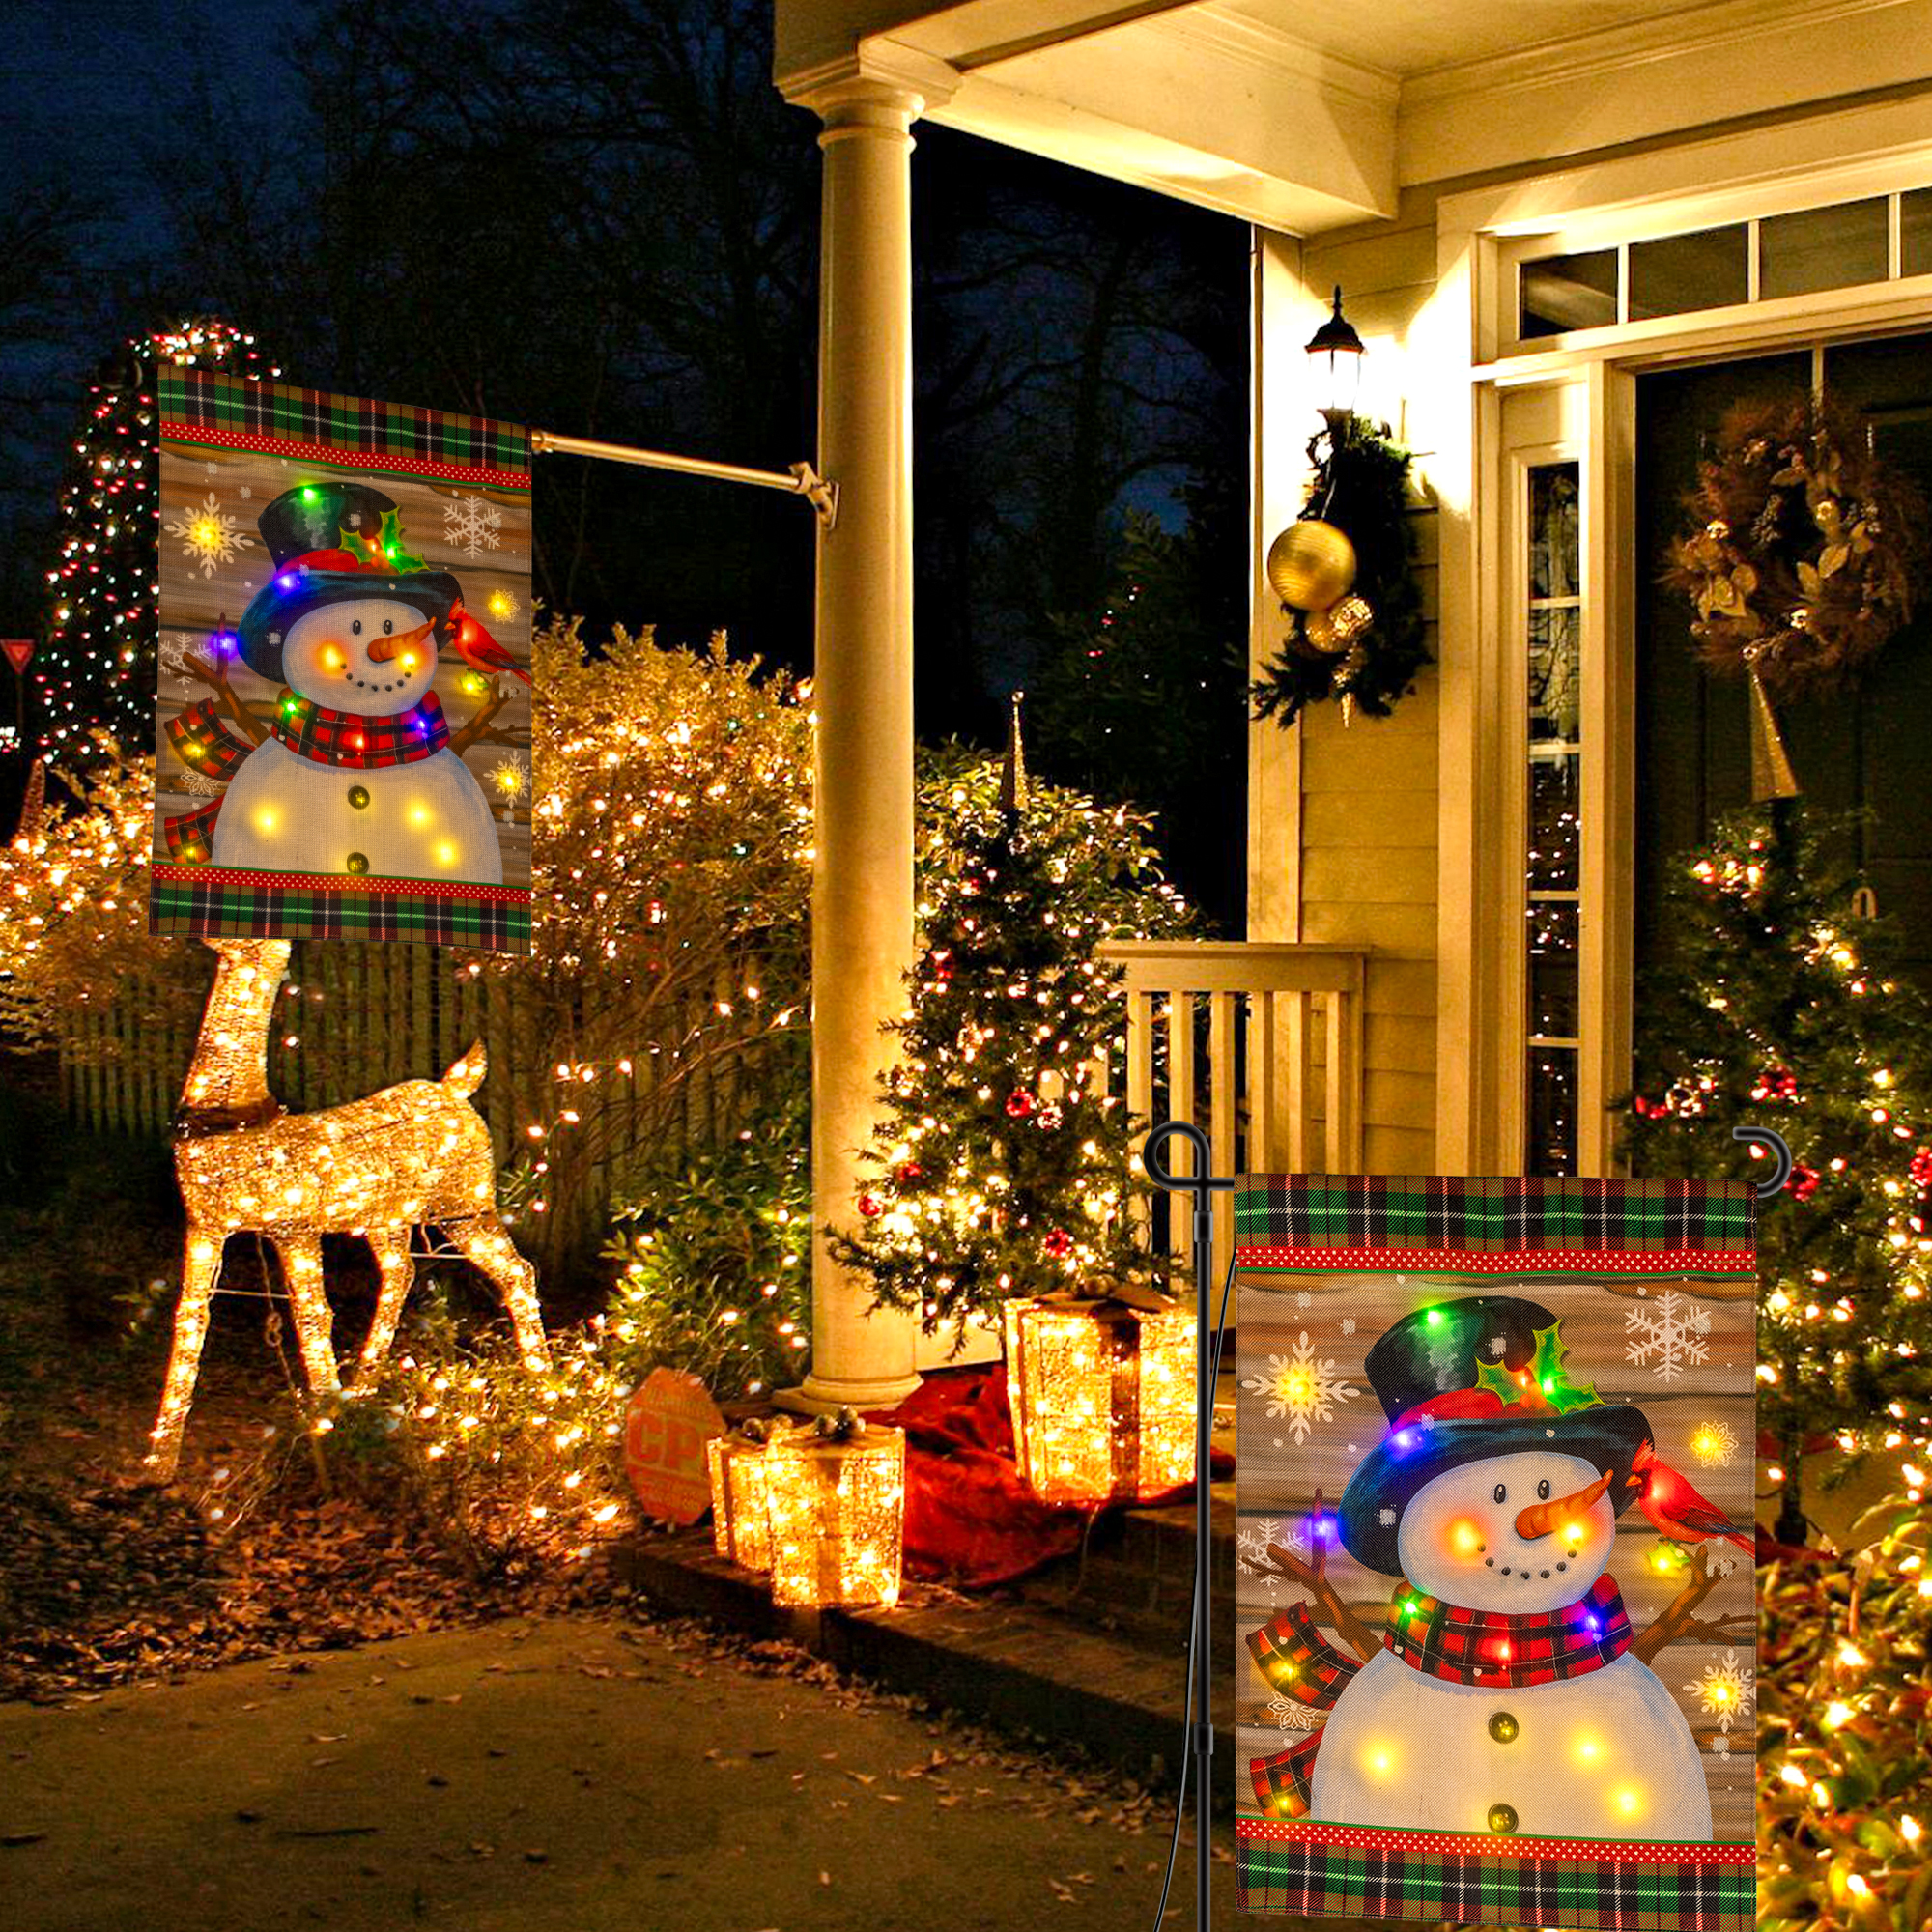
top-left (1733, 1123), bottom-right (1794, 1200)
top-left (1142, 1121), bottom-right (1233, 1194)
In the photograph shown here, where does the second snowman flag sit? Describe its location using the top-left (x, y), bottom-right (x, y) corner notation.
top-left (152, 369), bottom-right (533, 951)
top-left (1233, 1176), bottom-right (1756, 1930)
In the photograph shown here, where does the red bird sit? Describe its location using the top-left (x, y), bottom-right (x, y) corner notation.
top-left (1629, 1438), bottom-right (1755, 1554)
top-left (444, 601), bottom-right (531, 685)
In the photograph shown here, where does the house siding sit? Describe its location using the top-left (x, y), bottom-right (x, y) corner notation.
top-left (1256, 219), bottom-right (1441, 1175)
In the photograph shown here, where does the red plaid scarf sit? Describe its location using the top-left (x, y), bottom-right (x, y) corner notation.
top-left (162, 691), bottom-right (451, 863)
top-left (1247, 1576), bottom-right (1632, 1818)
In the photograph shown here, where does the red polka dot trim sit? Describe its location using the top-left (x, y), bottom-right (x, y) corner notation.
top-left (1235, 1819), bottom-right (1753, 1865)
top-left (1236, 1246), bottom-right (1757, 1276)
top-left (161, 421), bottom-right (527, 491)
top-left (154, 862), bottom-right (527, 905)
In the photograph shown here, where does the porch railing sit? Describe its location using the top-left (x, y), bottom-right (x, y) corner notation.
top-left (1094, 941), bottom-right (1369, 1293)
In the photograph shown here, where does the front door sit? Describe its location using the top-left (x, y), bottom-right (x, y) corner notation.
top-left (1634, 332), bottom-right (1932, 993)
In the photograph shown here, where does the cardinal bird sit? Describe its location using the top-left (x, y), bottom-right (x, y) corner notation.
top-left (445, 601), bottom-right (531, 685)
top-left (1629, 1438), bottom-right (1755, 1554)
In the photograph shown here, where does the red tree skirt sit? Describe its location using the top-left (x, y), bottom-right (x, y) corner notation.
top-left (866, 1365), bottom-right (1234, 1589)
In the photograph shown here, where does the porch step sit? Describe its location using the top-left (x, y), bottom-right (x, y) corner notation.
top-left (611, 1526), bottom-right (1236, 1799)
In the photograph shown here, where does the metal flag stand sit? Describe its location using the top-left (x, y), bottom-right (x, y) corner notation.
top-left (1138, 1119), bottom-right (1792, 1930)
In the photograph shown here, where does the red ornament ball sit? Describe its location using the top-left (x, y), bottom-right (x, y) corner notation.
top-left (857, 1191), bottom-right (884, 1219)
top-left (895, 1161), bottom-right (923, 1184)
top-left (1006, 1089), bottom-right (1037, 1119)
top-left (1041, 1229), bottom-right (1074, 1260)
top-left (1788, 1164), bottom-right (1821, 1201)
top-left (1911, 1148), bottom-right (1932, 1188)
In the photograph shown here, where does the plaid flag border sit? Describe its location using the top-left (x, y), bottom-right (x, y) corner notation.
top-left (1235, 1175), bottom-right (1754, 1277)
top-left (151, 868), bottom-right (529, 952)
top-left (1236, 1821), bottom-right (1753, 1931)
top-left (159, 369), bottom-right (528, 488)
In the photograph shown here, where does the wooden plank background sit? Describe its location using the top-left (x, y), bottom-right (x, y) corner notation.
top-left (155, 444), bottom-right (533, 887)
top-left (1235, 1268), bottom-right (1756, 1842)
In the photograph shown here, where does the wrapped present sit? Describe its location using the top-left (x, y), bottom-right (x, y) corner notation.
top-left (705, 1426), bottom-right (774, 1570)
top-left (1003, 1290), bottom-right (1195, 1505)
top-left (766, 1414), bottom-right (905, 1608)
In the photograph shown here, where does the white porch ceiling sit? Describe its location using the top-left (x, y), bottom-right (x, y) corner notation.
top-left (775, 0), bottom-right (1932, 233)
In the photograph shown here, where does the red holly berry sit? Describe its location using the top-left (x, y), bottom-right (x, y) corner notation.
top-left (1041, 1229), bottom-right (1073, 1259)
top-left (1005, 1089), bottom-right (1036, 1119)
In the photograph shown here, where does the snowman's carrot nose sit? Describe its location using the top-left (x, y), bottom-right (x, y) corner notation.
top-left (1514, 1470), bottom-right (1611, 1539)
top-left (365, 616), bottom-right (438, 664)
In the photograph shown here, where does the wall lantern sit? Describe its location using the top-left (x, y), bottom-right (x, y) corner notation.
top-left (1305, 284), bottom-right (1365, 424)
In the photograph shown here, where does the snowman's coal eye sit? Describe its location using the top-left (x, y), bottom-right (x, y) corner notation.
top-left (1492, 1482), bottom-right (1506, 1505)
top-left (1537, 1479), bottom-right (1550, 1501)
top-left (383, 618), bottom-right (394, 634)
top-left (352, 620), bottom-right (362, 636)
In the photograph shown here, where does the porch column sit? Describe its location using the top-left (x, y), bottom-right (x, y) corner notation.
top-left (787, 70), bottom-right (936, 1410)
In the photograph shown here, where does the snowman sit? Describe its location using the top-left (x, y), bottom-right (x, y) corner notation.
top-left (163, 480), bottom-right (522, 886)
top-left (1282, 1294), bottom-right (1713, 1842)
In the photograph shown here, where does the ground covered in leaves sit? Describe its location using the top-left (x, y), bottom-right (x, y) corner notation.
top-left (0, 1084), bottom-right (625, 1704)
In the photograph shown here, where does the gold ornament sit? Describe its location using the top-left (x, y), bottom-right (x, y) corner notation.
top-left (1303, 593), bottom-right (1374, 655)
top-left (1266, 520), bottom-right (1356, 611)
top-left (1004, 1294), bottom-right (1195, 1505)
top-left (146, 939), bottom-right (551, 1480)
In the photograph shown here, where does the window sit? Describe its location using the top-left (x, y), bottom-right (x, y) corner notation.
top-left (1515, 185), bottom-right (1932, 344)
top-left (1525, 462), bottom-right (1582, 1176)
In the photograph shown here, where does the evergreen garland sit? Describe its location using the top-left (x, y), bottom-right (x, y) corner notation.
top-left (1253, 412), bottom-right (1430, 727)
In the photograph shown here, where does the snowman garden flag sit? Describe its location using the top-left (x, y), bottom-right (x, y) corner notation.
top-left (1234, 1176), bottom-right (1756, 1930)
top-left (153, 368), bottom-right (533, 951)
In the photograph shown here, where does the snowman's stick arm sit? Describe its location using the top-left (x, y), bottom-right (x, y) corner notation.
top-left (1628, 1545), bottom-right (1750, 1662)
top-left (185, 652), bottom-right (270, 747)
top-left (1263, 1540), bottom-right (1383, 1662)
top-left (447, 681), bottom-right (511, 757)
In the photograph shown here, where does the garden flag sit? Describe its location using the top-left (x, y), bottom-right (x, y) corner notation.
top-left (1233, 1176), bottom-right (1756, 1931)
top-left (153, 368), bottom-right (533, 951)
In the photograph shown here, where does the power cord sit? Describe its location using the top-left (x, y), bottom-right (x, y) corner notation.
top-left (1151, 1247), bottom-right (1239, 1928)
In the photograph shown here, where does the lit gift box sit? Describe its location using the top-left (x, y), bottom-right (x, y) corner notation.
top-left (1003, 1291), bottom-right (1195, 1505)
top-left (705, 1429), bottom-right (774, 1570)
top-left (765, 1417), bottom-right (905, 1608)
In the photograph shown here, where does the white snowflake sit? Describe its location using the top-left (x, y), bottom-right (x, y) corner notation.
top-left (1240, 1333), bottom-right (1359, 1444)
top-left (157, 633), bottom-right (201, 693)
top-left (167, 492), bottom-right (254, 577)
top-left (1378, 1507), bottom-right (1397, 1527)
top-left (1237, 1520), bottom-right (1305, 1571)
top-left (1486, 1334), bottom-right (1509, 1357)
top-left (1625, 1290), bottom-right (1711, 1381)
top-left (1712, 1734), bottom-right (1731, 1757)
top-left (1690, 1418), bottom-right (1739, 1467)
top-left (1341, 1317), bottom-right (1355, 1336)
top-left (1266, 1692), bottom-right (1320, 1734)
top-left (175, 769), bottom-right (224, 797)
top-left (1236, 1524), bottom-right (1271, 1569)
top-left (1684, 1650), bottom-right (1753, 1733)
top-left (488, 750), bottom-right (531, 819)
top-left (1293, 1291), bottom-right (1311, 1309)
top-left (443, 492), bottom-right (503, 560)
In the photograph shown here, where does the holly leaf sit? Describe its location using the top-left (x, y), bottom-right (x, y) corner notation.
top-left (1526, 1321), bottom-right (1603, 1413)
top-left (379, 509), bottom-right (428, 574)
top-left (1474, 1355), bottom-right (1527, 1406)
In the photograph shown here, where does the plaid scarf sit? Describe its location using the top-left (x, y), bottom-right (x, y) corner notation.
top-left (1247, 1576), bottom-right (1633, 1818)
top-left (162, 691), bottom-right (450, 863)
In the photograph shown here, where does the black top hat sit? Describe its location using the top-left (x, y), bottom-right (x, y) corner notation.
top-left (1335, 1293), bottom-right (1651, 1577)
top-left (232, 481), bottom-right (459, 685)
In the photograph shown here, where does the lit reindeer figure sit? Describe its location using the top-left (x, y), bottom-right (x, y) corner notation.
top-left (147, 938), bottom-right (549, 1479)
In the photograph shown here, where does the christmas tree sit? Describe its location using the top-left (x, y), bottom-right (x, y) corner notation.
top-left (1624, 805), bottom-right (1932, 1539)
top-left (831, 708), bottom-right (1191, 1347)
top-left (36, 321), bottom-right (277, 755)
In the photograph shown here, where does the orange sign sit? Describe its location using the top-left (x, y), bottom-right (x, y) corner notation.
top-left (0, 639), bottom-right (32, 675)
top-left (623, 1368), bottom-right (724, 1524)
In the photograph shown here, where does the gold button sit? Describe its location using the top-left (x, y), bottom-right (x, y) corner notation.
top-left (348, 784), bottom-right (370, 810)
top-left (1487, 1803), bottom-right (1519, 1835)
top-left (1488, 1711), bottom-right (1519, 1744)
top-left (345, 852), bottom-right (369, 875)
